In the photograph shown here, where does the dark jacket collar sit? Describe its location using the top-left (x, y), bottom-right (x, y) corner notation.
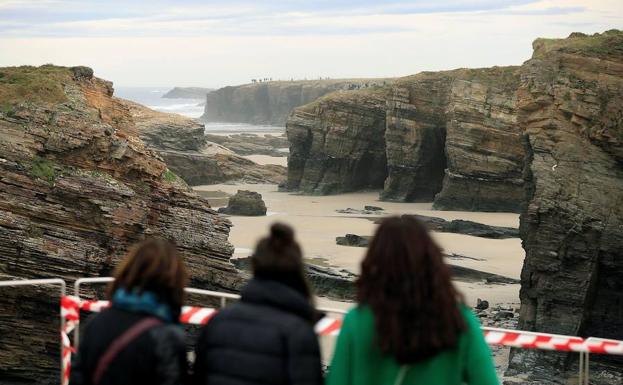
top-left (241, 278), bottom-right (314, 321)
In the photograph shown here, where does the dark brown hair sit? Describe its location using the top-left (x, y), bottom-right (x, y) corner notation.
top-left (357, 216), bottom-right (465, 364)
top-left (252, 223), bottom-right (313, 301)
top-left (108, 238), bottom-right (188, 313)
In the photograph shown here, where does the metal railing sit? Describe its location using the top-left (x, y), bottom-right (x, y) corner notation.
top-left (72, 277), bottom-right (346, 348)
top-left (3, 277), bottom-right (621, 385)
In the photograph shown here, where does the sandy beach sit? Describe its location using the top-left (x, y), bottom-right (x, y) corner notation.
top-left (194, 183), bottom-right (524, 308)
top-left (242, 154), bottom-right (288, 166)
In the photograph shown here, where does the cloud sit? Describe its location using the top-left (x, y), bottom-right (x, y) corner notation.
top-left (0, 0), bottom-right (620, 87)
top-left (0, 0), bottom-right (544, 37)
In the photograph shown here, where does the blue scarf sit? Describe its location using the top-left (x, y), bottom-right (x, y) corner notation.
top-left (112, 288), bottom-right (175, 323)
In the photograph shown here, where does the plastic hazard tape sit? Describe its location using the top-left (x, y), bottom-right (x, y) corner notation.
top-left (60, 295), bottom-right (623, 385)
top-left (482, 327), bottom-right (623, 355)
top-left (60, 296), bottom-right (341, 333)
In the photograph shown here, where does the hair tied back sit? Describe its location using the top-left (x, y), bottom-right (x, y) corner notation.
top-left (270, 223), bottom-right (295, 245)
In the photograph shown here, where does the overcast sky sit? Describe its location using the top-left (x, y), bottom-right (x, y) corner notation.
top-left (0, 0), bottom-right (621, 87)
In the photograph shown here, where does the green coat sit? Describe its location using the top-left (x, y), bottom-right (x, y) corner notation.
top-left (327, 305), bottom-right (499, 385)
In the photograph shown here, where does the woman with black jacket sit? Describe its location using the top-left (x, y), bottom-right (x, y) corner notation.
top-left (193, 223), bottom-right (323, 385)
top-left (70, 238), bottom-right (189, 385)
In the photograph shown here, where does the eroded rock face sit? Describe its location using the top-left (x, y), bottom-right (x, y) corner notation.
top-left (382, 67), bottom-right (524, 207)
top-left (382, 72), bottom-right (452, 202)
top-left (0, 65), bottom-right (241, 383)
top-left (285, 89), bottom-right (388, 194)
top-left (286, 68), bottom-right (525, 211)
top-left (119, 99), bottom-right (287, 186)
top-left (508, 31), bottom-right (623, 384)
top-left (433, 67), bottom-right (523, 211)
top-left (203, 79), bottom-right (391, 125)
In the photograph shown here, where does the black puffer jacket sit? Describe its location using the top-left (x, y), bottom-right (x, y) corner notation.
top-left (193, 278), bottom-right (323, 385)
top-left (70, 307), bottom-right (188, 385)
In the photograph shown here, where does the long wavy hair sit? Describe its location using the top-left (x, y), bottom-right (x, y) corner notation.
top-left (108, 238), bottom-right (188, 317)
top-left (252, 223), bottom-right (313, 304)
top-left (357, 216), bottom-right (465, 364)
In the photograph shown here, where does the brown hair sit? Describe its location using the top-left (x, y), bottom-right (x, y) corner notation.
top-left (252, 223), bottom-right (313, 302)
top-left (108, 238), bottom-right (188, 313)
top-left (357, 216), bottom-right (465, 364)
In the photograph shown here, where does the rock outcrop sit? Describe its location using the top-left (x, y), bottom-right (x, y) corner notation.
top-left (0, 65), bottom-right (241, 383)
top-left (162, 87), bottom-right (213, 99)
top-left (508, 31), bottom-right (623, 384)
top-left (335, 234), bottom-right (370, 247)
top-left (286, 68), bottom-right (524, 211)
top-left (119, 99), bottom-right (287, 185)
top-left (202, 79), bottom-right (391, 125)
top-left (204, 133), bottom-right (289, 157)
top-left (285, 89), bottom-right (388, 194)
top-left (218, 190), bottom-right (267, 216)
top-left (394, 215), bottom-right (519, 239)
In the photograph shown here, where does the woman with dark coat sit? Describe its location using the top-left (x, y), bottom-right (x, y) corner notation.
top-left (70, 238), bottom-right (189, 385)
top-left (193, 223), bottom-right (323, 385)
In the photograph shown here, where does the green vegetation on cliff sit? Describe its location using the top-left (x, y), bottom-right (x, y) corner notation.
top-left (533, 29), bottom-right (623, 59)
top-left (0, 65), bottom-right (71, 106)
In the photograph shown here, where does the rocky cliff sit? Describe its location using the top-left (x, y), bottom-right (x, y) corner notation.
top-left (286, 68), bottom-right (524, 211)
top-left (202, 78), bottom-right (391, 125)
top-left (286, 89), bottom-right (388, 194)
top-left (287, 30), bottom-right (623, 383)
top-left (508, 31), bottom-right (623, 384)
top-left (120, 99), bottom-right (286, 185)
top-left (0, 65), bottom-right (242, 383)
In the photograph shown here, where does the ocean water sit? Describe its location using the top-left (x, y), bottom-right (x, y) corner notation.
top-left (114, 86), bottom-right (205, 118)
top-left (114, 86), bottom-right (284, 134)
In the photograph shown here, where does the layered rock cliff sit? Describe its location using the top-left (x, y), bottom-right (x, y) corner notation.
top-left (286, 30), bottom-right (623, 382)
top-left (286, 89), bottom-right (388, 194)
top-left (508, 30), bottom-right (623, 384)
top-left (202, 78), bottom-right (391, 125)
top-left (0, 65), bottom-right (242, 383)
top-left (286, 68), bottom-right (524, 211)
top-left (120, 99), bottom-right (286, 185)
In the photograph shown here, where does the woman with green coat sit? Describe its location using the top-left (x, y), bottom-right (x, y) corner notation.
top-left (327, 216), bottom-right (499, 385)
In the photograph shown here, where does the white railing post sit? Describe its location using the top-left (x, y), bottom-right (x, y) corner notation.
top-left (73, 277), bottom-right (114, 347)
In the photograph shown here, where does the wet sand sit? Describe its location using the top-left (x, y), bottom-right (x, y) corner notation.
top-left (242, 154), bottom-right (288, 166)
top-left (194, 183), bottom-right (524, 307)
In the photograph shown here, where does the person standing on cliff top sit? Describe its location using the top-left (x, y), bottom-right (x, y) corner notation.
top-left (327, 216), bottom-right (499, 385)
top-left (70, 238), bottom-right (189, 385)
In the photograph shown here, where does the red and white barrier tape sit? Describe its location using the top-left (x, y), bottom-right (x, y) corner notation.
top-left (59, 297), bottom-right (623, 385)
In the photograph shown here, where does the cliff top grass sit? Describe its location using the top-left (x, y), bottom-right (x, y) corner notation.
top-left (0, 65), bottom-right (73, 108)
top-left (296, 85), bottom-right (390, 112)
top-left (396, 66), bottom-right (521, 92)
top-left (533, 29), bottom-right (623, 59)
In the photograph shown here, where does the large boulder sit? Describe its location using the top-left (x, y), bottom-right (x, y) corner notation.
top-left (218, 190), bottom-right (267, 216)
